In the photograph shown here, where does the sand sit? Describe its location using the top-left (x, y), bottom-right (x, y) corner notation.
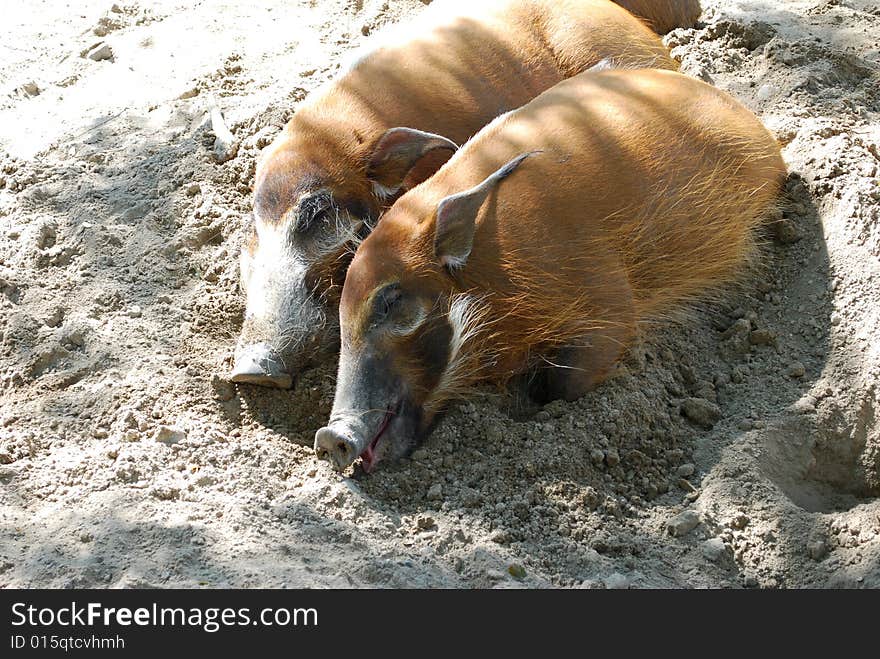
top-left (0, 0), bottom-right (878, 588)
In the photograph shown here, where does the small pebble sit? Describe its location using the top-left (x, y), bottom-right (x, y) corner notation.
top-left (65, 328), bottom-right (85, 347)
top-left (749, 329), bottom-right (776, 345)
top-left (44, 308), bottom-right (64, 328)
top-left (508, 564), bottom-right (526, 579)
top-left (667, 509), bottom-right (701, 537)
top-left (807, 540), bottom-right (827, 561)
top-left (604, 572), bottom-right (630, 589)
top-left (730, 513), bottom-right (750, 530)
top-left (490, 530), bottom-right (508, 544)
top-left (86, 42), bottom-right (114, 62)
top-left (677, 463), bottom-right (695, 477)
top-left (756, 83), bottom-right (777, 101)
top-left (154, 425), bottom-right (186, 445)
top-left (127, 305), bottom-right (142, 318)
top-left (702, 538), bottom-right (727, 562)
top-left (20, 81), bottom-right (40, 97)
top-left (210, 100), bottom-right (239, 163)
top-left (426, 483), bottom-right (443, 500)
top-left (793, 395), bottom-right (816, 414)
top-left (787, 361), bottom-right (806, 378)
top-left (681, 397), bottom-right (722, 428)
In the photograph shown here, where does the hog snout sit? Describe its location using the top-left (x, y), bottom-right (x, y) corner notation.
top-left (239, 230), bottom-right (337, 386)
top-left (314, 424), bottom-right (363, 471)
top-left (230, 342), bottom-right (292, 389)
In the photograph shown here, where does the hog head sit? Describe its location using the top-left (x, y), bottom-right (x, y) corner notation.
top-left (232, 127), bottom-right (457, 388)
top-left (314, 153), bottom-right (533, 472)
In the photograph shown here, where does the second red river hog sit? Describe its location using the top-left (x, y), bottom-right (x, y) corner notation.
top-left (233, 0), bottom-right (689, 389)
top-left (315, 68), bottom-right (787, 473)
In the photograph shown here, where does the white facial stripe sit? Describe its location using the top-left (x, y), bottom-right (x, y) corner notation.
top-left (372, 180), bottom-right (400, 201)
top-left (424, 293), bottom-right (491, 411)
top-left (447, 294), bottom-right (484, 362)
top-left (245, 220), bottom-right (295, 321)
top-left (440, 253), bottom-right (468, 270)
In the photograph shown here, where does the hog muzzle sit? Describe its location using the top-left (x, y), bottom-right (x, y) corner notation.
top-left (230, 342), bottom-right (293, 389)
top-left (314, 424), bottom-right (363, 471)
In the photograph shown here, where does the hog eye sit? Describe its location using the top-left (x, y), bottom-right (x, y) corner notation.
top-left (294, 194), bottom-right (333, 234)
top-left (372, 283), bottom-right (402, 325)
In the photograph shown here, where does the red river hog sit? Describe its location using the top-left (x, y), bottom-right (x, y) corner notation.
top-left (314, 68), bottom-right (787, 472)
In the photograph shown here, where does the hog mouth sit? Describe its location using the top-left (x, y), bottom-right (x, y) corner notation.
top-left (359, 403), bottom-right (399, 472)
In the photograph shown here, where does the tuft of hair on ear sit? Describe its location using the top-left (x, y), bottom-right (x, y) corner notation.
top-left (433, 151), bottom-right (541, 269)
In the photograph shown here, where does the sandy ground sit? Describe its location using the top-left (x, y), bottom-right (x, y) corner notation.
top-left (0, 0), bottom-right (878, 588)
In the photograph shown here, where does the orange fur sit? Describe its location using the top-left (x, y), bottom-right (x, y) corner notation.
top-left (614, 0), bottom-right (702, 33)
top-left (343, 69), bottom-right (787, 415)
top-left (250, 0), bottom-right (677, 275)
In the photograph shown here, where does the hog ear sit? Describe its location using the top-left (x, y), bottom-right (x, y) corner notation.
top-left (367, 127), bottom-right (458, 196)
top-left (434, 151), bottom-right (538, 269)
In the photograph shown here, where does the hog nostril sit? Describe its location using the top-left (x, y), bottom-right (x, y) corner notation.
top-left (314, 426), bottom-right (358, 470)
